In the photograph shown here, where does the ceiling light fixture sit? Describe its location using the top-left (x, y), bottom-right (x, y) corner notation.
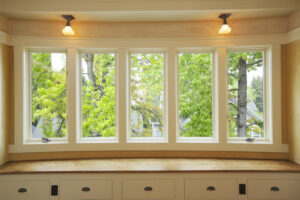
top-left (62, 15), bottom-right (75, 36)
top-left (218, 13), bottom-right (232, 34)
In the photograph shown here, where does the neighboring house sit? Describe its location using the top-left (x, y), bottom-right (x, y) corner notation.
top-left (32, 116), bottom-right (60, 138)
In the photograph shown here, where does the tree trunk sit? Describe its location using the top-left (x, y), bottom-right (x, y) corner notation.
top-left (237, 58), bottom-right (247, 137)
top-left (84, 54), bottom-right (96, 87)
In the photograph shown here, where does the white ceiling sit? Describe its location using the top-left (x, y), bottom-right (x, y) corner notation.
top-left (0, 0), bottom-right (299, 22)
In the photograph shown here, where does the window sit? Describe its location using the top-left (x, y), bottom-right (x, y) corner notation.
top-left (128, 52), bottom-right (165, 141)
top-left (80, 53), bottom-right (116, 140)
top-left (30, 52), bottom-right (67, 140)
top-left (227, 50), bottom-right (265, 140)
top-left (177, 52), bottom-right (213, 139)
top-left (13, 44), bottom-right (284, 153)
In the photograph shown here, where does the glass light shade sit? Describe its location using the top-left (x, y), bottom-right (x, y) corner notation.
top-left (218, 24), bottom-right (231, 34)
top-left (62, 25), bottom-right (75, 35)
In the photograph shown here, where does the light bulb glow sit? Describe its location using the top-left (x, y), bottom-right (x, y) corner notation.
top-left (218, 24), bottom-right (231, 34)
top-left (62, 25), bottom-right (75, 35)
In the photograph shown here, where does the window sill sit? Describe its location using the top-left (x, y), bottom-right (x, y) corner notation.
top-left (0, 158), bottom-right (299, 174)
top-left (8, 143), bottom-right (289, 153)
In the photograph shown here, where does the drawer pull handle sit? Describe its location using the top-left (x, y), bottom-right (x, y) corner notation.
top-left (82, 187), bottom-right (90, 192)
top-left (144, 186), bottom-right (153, 191)
top-left (207, 186), bottom-right (216, 191)
top-left (271, 186), bottom-right (280, 192)
top-left (18, 188), bottom-right (27, 193)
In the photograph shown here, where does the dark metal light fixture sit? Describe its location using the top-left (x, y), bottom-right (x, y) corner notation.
top-left (218, 13), bottom-right (232, 34)
top-left (62, 15), bottom-right (75, 35)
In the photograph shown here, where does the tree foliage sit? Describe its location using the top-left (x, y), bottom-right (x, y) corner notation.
top-left (178, 53), bottom-right (212, 137)
top-left (130, 53), bottom-right (164, 137)
top-left (227, 51), bottom-right (264, 138)
top-left (31, 51), bottom-right (265, 140)
top-left (81, 53), bottom-right (116, 137)
top-left (31, 53), bottom-right (67, 138)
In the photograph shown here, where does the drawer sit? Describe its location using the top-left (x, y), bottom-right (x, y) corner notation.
top-left (0, 180), bottom-right (50, 200)
top-left (185, 179), bottom-right (238, 200)
top-left (122, 179), bottom-right (174, 200)
top-left (60, 179), bottom-right (112, 200)
top-left (248, 179), bottom-right (300, 200)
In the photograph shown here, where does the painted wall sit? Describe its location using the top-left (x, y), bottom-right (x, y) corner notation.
top-left (9, 16), bottom-right (288, 38)
top-left (287, 39), bottom-right (300, 164)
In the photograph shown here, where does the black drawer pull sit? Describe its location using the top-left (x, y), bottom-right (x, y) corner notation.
top-left (82, 187), bottom-right (90, 192)
top-left (207, 186), bottom-right (216, 191)
top-left (271, 186), bottom-right (280, 192)
top-left (18, 188), bottom-right (27, 193)
top-left (144, 186), bottom-right (153, 191)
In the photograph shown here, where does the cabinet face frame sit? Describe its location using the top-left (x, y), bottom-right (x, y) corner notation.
top-left (0, 173), bottom-right (299, 200)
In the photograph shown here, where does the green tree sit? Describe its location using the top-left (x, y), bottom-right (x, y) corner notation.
top-left (251, 76), bottom-right (264, 113)
top-left (227, 51), bottom-right (264, 137)
top-left (31, 53), bottom-right (67, 138)
top-left (178, 53), bottom-right (212, 137)
top-left (130, 53), bottom-right (164, 137)
top-left (81, 53), bottom-right (116, 137)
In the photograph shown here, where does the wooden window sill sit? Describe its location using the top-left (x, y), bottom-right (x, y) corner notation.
top-left (0, 158), bottom-right (299, 175)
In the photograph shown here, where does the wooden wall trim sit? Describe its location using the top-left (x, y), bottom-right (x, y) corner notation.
top-left (287, 39), bottom-right (300, 164)
top-left (8, 151), bottom-right (289, 162)
top-left (0, 44), bottom-right (12, 165)
top-left (281, 44), bottom-right (288, 144)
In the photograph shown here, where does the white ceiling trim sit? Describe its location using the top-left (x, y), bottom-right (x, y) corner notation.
top-left (2, 26), bottom-right (299, 47)
top-left (1, 0), bottom-right (299, 13)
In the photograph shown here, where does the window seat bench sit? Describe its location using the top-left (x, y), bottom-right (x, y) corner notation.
top-left (0, 159), bottom-right (299, 200)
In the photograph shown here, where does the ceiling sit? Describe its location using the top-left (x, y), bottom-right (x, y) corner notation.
top-left (0, 0), bottom-right (299, 22)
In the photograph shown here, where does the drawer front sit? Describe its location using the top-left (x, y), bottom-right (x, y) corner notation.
top-left (248, 179), bottom-right (300, 200)
top-left (122, 179), bottom-right (174, 200)
top-left (60, 179), bottom-right (112, 200)
top-left (0, 180), bottom-right (50, 200)
top-left (185, 179), bottom-right (238, 200)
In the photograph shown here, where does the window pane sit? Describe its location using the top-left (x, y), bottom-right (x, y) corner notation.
top-left (81, 53), bottom-right (116, 137)
top-left (130, 53), bottom-right (164, 138)
top-left (227, 51), bottom-right (264, 138)
top-left (178, 53), bottom-right (213, 137)
top-left (31, 52), bottom-right (67, 138)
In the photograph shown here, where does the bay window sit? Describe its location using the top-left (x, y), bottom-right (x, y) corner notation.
top-left (9, 43), bottom-right (285, 153)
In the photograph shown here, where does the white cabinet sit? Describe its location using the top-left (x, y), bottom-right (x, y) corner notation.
top-left (0, 173), bottom-right (299, 200)
top-left (0, 180), bottom-right (50, 200)
top-left (185, 179), bottom-right (238, 200)
top-left (248, 179), bottom-right (300, 200)
top-left (122, 179), bottom-right (175, 200)
top-left (60, 179), bottom-right (113, 200)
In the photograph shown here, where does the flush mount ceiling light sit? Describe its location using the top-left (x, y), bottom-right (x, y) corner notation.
top-left (62, 15), bottom-right (75, 36)
top-left (218, 13), bottom-right (232, 34)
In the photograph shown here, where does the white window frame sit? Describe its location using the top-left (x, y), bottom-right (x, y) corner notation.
top-left (25, 48), bottom-right (68, 144)
top-left (9, 37), bottom-right (286, 153)
top-left (226, 47), bottom-right (271, 144)
top-left (176, 49), bottom-right (218, 143)
top-left (77, 49), bottom-right (119, 143)
top-left (127, 49), bottom-right (168, 143)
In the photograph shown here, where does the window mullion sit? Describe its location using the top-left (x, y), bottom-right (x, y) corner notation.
top-left (167, 47), bottom-right (176, 144)
top-left (67, 48), bottom-right (77, 144)
top-left (216, 48), bottom-right (227, 144)
top-left (118, 48), bottom-right (127, 144)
